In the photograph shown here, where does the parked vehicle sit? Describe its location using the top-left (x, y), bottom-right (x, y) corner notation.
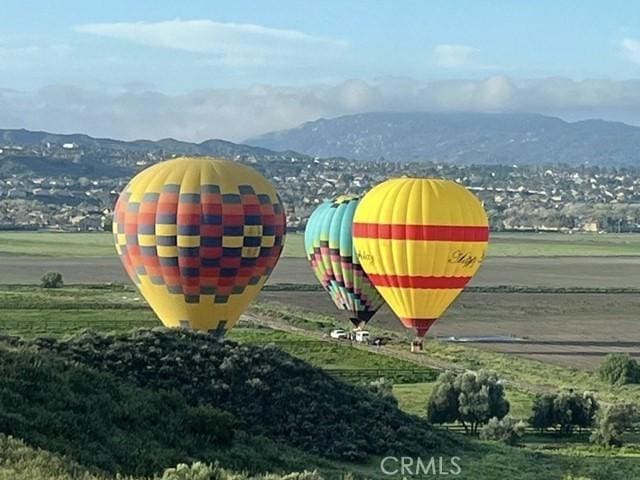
top-left (353, 330), bottom-right (370, 343)
top-left (371, 336), bottom-right (390, 347)
top-left (330, 329), bottom-right (348, 340)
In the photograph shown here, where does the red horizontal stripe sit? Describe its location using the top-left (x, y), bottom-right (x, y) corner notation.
top-left (353, 223), bottom-right (488, 242)
top-left (401, 318), bottom-right (437, 337)
top-left (368, 274), bottom-right (472, 289)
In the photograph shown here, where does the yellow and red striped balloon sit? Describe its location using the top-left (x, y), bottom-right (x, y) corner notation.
top-left (352, 178), bottom-right (489, 337)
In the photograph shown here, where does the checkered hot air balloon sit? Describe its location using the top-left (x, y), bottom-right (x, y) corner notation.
top-left (353, 178), bottom-right (489, 338)
top-left (304, 195), bottom-right (385, 328)
top-left (113, 157), bottom-right (286, 334)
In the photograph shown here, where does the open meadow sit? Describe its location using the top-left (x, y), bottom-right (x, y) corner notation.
top-left (2, 231), bottom-right (640, 478)
top-left (2, 231), bottom-right (640, 370)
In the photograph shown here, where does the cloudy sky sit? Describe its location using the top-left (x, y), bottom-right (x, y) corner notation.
top-left (2, 0), bottom-right (640, 141)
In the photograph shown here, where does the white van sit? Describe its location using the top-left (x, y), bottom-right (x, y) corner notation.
top-left (353, 330), bottom-right (370, 343)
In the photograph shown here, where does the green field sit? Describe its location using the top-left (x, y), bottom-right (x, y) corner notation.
top-left (2, 231), bottom-right (640, 257)
top-left (0, 231), bottom-right (306, 257)
top-left (394, 383), bottom-right (534, 421)
top-left (2, 284), bottom-right (640, 479)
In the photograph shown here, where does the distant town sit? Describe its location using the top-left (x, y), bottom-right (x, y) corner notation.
top-left (2, 139), bottom-right (640, 233)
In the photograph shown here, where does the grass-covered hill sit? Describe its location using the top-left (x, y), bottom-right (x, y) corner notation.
top-left (0, 340), bottom-right (337, 476)
top-left (0, 434), bottom-right (323, 480)
top-left (18, 329), bottom-right (450, 461)
top-left (0, 328), bottom-right (454, 477)
top-left (2, 327), bottom-right (640, 479)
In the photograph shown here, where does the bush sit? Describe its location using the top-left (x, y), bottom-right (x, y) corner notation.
top-left (23, 329), bottom-right (446, 462)
top-left (426, 370), bottom-right (509, 435)
top-left (186, 406), bottom-right (237, 445)
top-left (160, 463), bottom-right (324, 480)
top-left (0, 348), bottom-right (237, 476)
top-left (479, 416), bottom-right (525, 445)
top-left (160, 462), bottom-right (223, 480)
top-left (598, 353), bottom-right (640, 385)
top-left (590, 403), bottom-right (638, 447)
top-left (40, 271), bottom-right (63, 288)
top-left (367, 377), bottom-right (397, 405)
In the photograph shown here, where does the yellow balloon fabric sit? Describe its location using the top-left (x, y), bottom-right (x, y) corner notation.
top-left (113, 157), bottom-right (286, 334)
top-left (352, 178), bottom-right (489, 337)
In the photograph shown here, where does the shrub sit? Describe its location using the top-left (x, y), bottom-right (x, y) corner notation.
top-left (479, 415), bottom-right (525, 445)
top-left (40, 271), bottom-right (64, 288)
top-left (24, 329), bottom-right (445, 462)
top-left (590, 403), bottom-right (638, 447)
top-left (367, 377), bottom-right (397, 405)
top-left (426, 370), bottom-right (509, 435)
top-left (598, 353), bottom-right (640, 385)
top-left (186, 405), bottom-right (237, 445)
top-left (0, 348), bottom-right (237, 476)
top-left (160, 462), bottom-right (223, 480)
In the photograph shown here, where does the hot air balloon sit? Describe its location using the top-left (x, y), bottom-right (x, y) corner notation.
top-left (304, 195), bottom-right (385, 329)
top-left (113, 157), bottom-right (286, 334)
top-left (352, 178), bottom-right (488, 339)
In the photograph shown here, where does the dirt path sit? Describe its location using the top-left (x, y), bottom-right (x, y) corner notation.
top-left (243, 310), bottom-right (553, 396)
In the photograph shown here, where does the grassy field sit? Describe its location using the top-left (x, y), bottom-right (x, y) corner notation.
top-left (394, 382), bottom-right (534, 421)
top-left (4, 285), bottom-right (640, 403)
top-left (0, 231), bottom-right (307, 257)
top-left (3, 231), bottom-right (640, 257)
top-left (2, 284), bottom-right (640, 479)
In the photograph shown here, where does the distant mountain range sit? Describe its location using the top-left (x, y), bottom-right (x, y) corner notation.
top-left (0, 129), bottom-right (300, 177)
top-left (246, 112), bottom-right (640, 165)
top-left (4, 111), bottom-right (640, 173)
top-left (0, 128), bottom-right (279, 157)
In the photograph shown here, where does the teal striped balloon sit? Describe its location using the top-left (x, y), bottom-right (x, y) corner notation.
top-left (304, 195), bottom-right (385, 328)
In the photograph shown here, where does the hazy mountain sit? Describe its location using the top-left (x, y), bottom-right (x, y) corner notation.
top-left (0, 129), bottom-right (278, 157)
top-left (246, 112), bottom-right (640, 165)
top-left (0, 128), bottom-right (301, 177)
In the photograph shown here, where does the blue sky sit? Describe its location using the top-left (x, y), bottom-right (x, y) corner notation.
top-left (2, 0), bottom-right (640, 140)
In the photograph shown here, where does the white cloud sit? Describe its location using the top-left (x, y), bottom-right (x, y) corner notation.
top-left (620, 38), bottom-right (640, 64)
top-left (75, 19), bottom-right (347, 67)
top-left (4, 77), bottom-right (640, 142)
top-left (433, 44), bottom-right (479, 68)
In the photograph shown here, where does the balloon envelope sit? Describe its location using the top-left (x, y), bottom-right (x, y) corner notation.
top-left (304, 195), bottom-right (385, 327)
top-left (113, 157), bottom-right (286, 333)
top-left (352, 178), bottom-right (489, 337)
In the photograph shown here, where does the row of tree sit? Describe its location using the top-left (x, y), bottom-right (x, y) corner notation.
top-left (425, 370), bottom-right (639, 447)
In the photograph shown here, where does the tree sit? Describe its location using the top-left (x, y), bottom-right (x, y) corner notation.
top-left (456, 370), bottom-right (510, 435)
top-left (591, 403), bottom-right (638, 447)
top-left (426, 371), bottom-right (460, 425)
top-left (426, 370), bottom-right (509, 435)
top-left (529, 390), bottom-right (599, 435)
top-left (40, 271), bottom-right (64, 288)
top-left (529, 394), bottom-right (555, 432)
top-left (479, 415), bottom-right (526, 445)
top-left (598, 353), bottom-right (640, 386)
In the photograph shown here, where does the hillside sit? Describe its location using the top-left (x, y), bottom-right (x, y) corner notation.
top-left (2, 327), bottom-right (640, 478)
top-left (0, 128), bottom-right (278, 158)
top-left (246, 112), bottom-right (640, 165)
top-left (0, 128), bottom-right (301, 178)
top-left (0, 435), bottom-right (323, 480)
